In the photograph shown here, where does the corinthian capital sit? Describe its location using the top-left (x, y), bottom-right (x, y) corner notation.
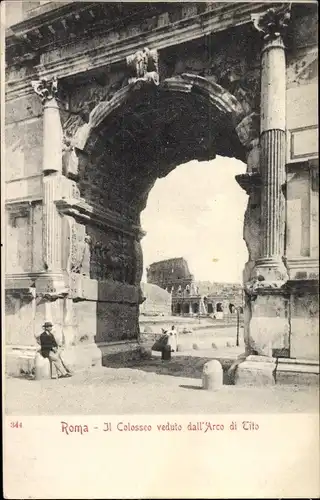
top-left (31, 76), bottom-right (58, 103)
top-left (251, 4), bottom-right (291, 42)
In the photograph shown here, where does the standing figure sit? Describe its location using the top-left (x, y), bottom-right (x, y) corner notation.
top-left (167, 325), bottom-right (178, 352)
top-left (37, 322), bottom-right (73, 379)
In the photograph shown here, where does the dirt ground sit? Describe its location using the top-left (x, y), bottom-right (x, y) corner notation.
top-left (5, 358), bottom-right (319, 415)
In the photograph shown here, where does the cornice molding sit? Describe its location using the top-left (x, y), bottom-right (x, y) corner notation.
top-left (6, 3), bottom-right (268, 101)
top-left (5, 272), bottom-right (69, 299)
top-left (55, 197), bottom-right (145, 240)
top-left (235, 171), bottom-right (262, 194)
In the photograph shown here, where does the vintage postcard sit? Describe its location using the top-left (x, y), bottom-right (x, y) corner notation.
top-left (2, 1), bottom-right (319, 498)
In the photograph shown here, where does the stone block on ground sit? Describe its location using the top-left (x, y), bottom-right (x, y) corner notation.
top-left (275, 358), bottom-right (319, 386)
top-left (34, 352), bottom-right (52, 380)
top-left (202, 360), bottom-right (223, 391)
top-left (6, 347), bottom-right (38, 377)
top-left (234, 355), bottom-right (276, 386)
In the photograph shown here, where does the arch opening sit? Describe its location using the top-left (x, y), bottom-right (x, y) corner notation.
top-left (140, 156), bottom-right (247, 322)
top-left (68, 77), bottom-right (250, 346)
top-left (75, 78), bottom-right (248, 225)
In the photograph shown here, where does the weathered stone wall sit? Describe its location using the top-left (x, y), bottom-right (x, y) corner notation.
top-left (6, 201), bottom-right (44, 275)
top-left (285, 6), bottom-right (318, 263)
top-left (283, 9), bottom-right (319, 362)
top-left (249, 294), bottom-right (290, 357)
top-left (286, 168), bottom-right (313, 259)
top-left (290, 291), bottom-right (319, 361)
top-left (5, 294), bottom-right (35, 346)
top-left (5, 94), bottom-right (43, 181)
top-left (5, 86), bottom-right (45, 346)
top-left (5, 85), bottom-right (44, 276)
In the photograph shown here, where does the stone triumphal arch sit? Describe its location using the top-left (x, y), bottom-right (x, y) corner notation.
top-left (5, 2), bottom-right (318, 373)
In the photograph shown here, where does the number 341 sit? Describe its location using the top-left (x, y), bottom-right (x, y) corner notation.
top-left (10, 421), bottom-right (22, 428)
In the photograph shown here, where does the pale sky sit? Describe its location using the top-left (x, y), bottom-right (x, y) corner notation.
top-left (141, 156), bottom-right (248, 283)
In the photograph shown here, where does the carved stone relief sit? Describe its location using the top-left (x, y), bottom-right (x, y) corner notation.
top-left (70, 222), bottom-right (90, 275)
top-left (251, 4), bottom-right (291, 41)
top-left (287, 48), bottom-right (318, 88)
top-left (161, 27), bottom-right (260, 115)
top-left (61, 72), bottom-right (128, 141)
top-left (63, 215), bottom-right (89, 277)
top-left (31, 76), bottom-right (58, 103)
top-left (66, 224), bottom-right (136, 284)
top-left (6, 203), bottom-right (33, 274)
top-left (126, 47), bottom-right (159, 85)
top-left (76, 152), bottom-right (138, 222)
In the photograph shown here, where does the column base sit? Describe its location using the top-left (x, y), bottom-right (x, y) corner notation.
top-left (234, 355), bottom-right (276, 386)
top-left (254, 258), bottom-right (288, 282)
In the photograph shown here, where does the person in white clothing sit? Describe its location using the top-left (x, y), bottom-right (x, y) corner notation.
top-left (167, 325), bottom-right (178, 352)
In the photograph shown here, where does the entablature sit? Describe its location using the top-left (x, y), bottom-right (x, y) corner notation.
top-left (6, 2), bottom-right (270, 99)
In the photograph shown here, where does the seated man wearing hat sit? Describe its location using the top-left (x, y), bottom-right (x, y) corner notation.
top-left (38, 322), bottom-right (72, 378)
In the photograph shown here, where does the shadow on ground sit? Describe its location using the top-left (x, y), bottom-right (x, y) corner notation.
top-left (103, 354), bottom-right (235, 385)
top-left (179, 384), bottom-right (203, 390)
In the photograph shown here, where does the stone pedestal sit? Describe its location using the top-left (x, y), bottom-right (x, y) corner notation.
top-left (289, 284), bottom-right (319, 361)
top-left (249, 291), bottom-right (290, 357)
top-left (202, 360), bottom-right (223, 391)
top-left (34, 352), bottom-right (53, 380)
top-left (235, 355), bottom-right (276, 386)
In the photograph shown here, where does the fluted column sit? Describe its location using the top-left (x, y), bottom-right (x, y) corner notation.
top-left (252, 5), bottom-right (291, 281)
top-left (260, 129), bottom-right (285, 261)
top-left (32, 76), bottom-right (66, 293)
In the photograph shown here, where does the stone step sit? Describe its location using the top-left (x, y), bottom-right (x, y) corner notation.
top-left (275, 357), bottom-right (319, 385)
top-left (235, 355), bottom-right (320, 387)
